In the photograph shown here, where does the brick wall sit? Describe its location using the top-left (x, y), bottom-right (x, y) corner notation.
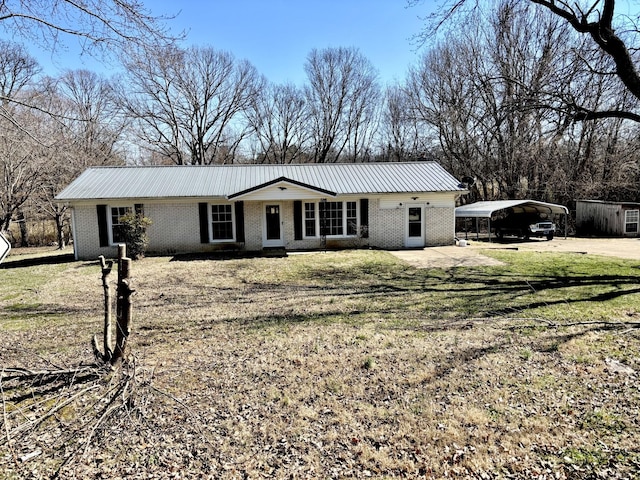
top-left (369, 199), bottom-right (404, 249)
top-left (71, 196), bottom-right (457, 259)
top-left (72, 205), bottom-right (112, 260)
top-left (425, 206), bottom-right (456, 246)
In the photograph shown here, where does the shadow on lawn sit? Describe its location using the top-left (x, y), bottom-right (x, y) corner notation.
top-left (453, 270), bottom-right (640, 317)
top-left (0, 253), bottom-right (75, 269)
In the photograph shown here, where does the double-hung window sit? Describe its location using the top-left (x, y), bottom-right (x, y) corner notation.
top-left (321, 201), bottom-right (344, 236)
top-left (304, 200), bottom-right (358, 238)
top-left (211, 204), bottom-right (234, 241)
top-left (304, 203), bottom-right (316, 237)
top-left (346, 201), bottom-right (358, 235)
top-left (110, 206), bottom-right (132, 244)
top-left (625, 210), bottom-right (639, 234)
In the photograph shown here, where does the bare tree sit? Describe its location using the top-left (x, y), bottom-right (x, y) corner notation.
top-left (304, 47), bottom-right (380, 163)
top-left (36, 70), bottom-right (125, 247)
top-left (0, 0), bottom-right (176, 60)
top-left (246, 83), bottom-right (311, 164)
top-left (0, 40), bottom-right (40, 104)
top-left (0, 41), bottom-right (43, 237)
top-left (123, 45), bottom-right (264, 165)
top-left (407, 1), bottom-right (576, 199)
top-left (407, 0), bottom-right (638, 203)
top-left (412, 0), bottom-right (640, 120)
top-left (379, 84), bottom-right (425, 161)
top-left (0, 106), bottom-right (49, 237)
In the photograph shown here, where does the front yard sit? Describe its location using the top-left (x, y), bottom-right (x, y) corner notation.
top-left (1, 248), bottom-right (640, 478)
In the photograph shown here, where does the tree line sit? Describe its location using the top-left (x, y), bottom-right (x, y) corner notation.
top-left (1, 0), bottom-right (639, 246)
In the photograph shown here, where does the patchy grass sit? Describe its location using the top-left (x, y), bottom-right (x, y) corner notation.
top-left (1, 249), bottom-right (640, 478)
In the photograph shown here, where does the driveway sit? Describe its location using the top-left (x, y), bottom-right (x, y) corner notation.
top-left (390, 237), bottom-right (640, 269)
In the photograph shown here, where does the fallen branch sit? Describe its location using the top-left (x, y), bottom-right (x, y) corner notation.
top-left (8, 384), bottom-right (101, 438)
top-left (0, 366), bottom-right (99, 381)
top-left (0, 371), bottom-right (15, 462)
top-left (19, 450), bottom-right (42, 463)
top-left (82, 378), bottom-right (131, 457)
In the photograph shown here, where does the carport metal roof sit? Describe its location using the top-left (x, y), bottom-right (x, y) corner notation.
top-left (455, 200), bottom-right (569, 240)
top-left (455, 200), bottom-right (568, 218)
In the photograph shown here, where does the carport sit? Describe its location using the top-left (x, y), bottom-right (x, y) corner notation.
top-left (455, 200), bottom-right (569, 241)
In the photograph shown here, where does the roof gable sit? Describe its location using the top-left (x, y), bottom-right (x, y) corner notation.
top-left (228, 177), bottom-right (337, 200)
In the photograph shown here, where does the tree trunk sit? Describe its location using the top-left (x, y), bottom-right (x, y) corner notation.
top-left (17, 210), bottom-right (28, 247)
top-left (99, 255), bottom-right (113, 362)
top-left (55, 213), bottom-right (65, 249)
top-left (111, 245), bottom-right (133, 367)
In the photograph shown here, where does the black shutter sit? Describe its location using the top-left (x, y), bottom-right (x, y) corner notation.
top-left (198, 203), bottom-right (210, 243)
top-left (235, 201), bottom-right (245, 243)
top-left (294, 200), bottom-right (302, 240)
top-left (134, 203), bottom-right (144, 216)
top-left (97, 204), bottom-right (109, 247)
top-left (360, 199), bottom-right (369, 238)
top-left (319, 201), bottom-right (328, 236)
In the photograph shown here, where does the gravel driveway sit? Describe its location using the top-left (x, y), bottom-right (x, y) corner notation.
top-left (390, 237), bottom-right (640, 269)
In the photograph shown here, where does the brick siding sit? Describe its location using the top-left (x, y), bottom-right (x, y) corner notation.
top-left (71, 196), bottom-right (457, 259)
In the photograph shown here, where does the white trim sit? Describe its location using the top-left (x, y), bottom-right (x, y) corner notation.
top-left (303, 200), bottom-right (360, 239)
top-left (405, 204), bottom-right (425, 248)
top-left (108, 204), bottom-right (133, 246)
top-left (208, 203), bottom-right (236, 243)
top-left (263, 203), bottom-right (284, 247)
top-left (624, 209), bottom-right (639, 234)
top-left (230, 180), bottom-right (335, 201)
top-left (70, 208), bottom-right (79, 260)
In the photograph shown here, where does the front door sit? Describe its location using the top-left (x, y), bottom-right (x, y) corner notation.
top-left (263, 204), bottom-right (284, 247)
top-left (405, 205), bottom-right (425, 248)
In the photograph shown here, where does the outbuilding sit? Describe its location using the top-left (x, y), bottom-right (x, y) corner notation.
top-left (576, 200), bottom-right (640, 237)
top-left (455, 200), bottom-right (569, 240)
top-left (56, 162), bottom-right (467, 260)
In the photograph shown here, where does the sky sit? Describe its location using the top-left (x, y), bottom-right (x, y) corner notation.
top-left (2, 0), bottom-right (432, 86)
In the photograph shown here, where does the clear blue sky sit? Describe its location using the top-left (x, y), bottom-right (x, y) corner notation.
top-left (6, 0), bottom-right (431, 86)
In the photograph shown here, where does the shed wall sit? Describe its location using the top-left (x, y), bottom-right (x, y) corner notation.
top-left (576, 201), bottom-right (640, 237)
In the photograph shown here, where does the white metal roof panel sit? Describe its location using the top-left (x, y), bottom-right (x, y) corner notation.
top-left (455, 200), bottom-right (569, 218)
top-left (56, 162), bottom-right (465, 201)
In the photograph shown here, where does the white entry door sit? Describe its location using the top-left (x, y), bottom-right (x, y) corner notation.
top-left (263, 203), bottom-right (284, 247)
top-left (405, 205), bottom-right (425, 248)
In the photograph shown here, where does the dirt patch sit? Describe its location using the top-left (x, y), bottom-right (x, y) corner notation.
top-left (390, 245), bottom-right (505, 268)
top-left (488, 236), bottom-right (640, 259)
top-left (391, 237), bottom-right (640, 269)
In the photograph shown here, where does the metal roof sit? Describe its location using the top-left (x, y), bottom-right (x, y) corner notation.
top-left (455, 200), bottom-right (569, 218)
top-left (56, 162), bottom-right (465, 201)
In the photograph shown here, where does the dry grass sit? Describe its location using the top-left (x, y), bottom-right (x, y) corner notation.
top-left (1, 249), bottom-right (640, 479)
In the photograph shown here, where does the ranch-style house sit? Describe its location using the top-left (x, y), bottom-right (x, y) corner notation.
top-left (55, 162), bottom-right (467, 260)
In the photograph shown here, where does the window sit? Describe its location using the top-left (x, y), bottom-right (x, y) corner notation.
top-left (625, 210), bottom-right (639, 234)
top-left (304, 203), bottom-right (316, 237)
top-left (321, 201), bottom-right (344, 236)
top-left (110, 206), bottom-right (132, 244)
top-left (346, 201), bottom-right (357, 235)
top-left (305, 200), bottom-right (358, 238)
top-left (211, 204), bottom-right (234, 240)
